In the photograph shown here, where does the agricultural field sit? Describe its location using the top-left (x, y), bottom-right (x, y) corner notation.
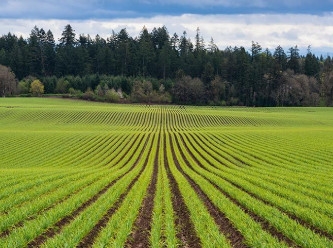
top-left (0, 98), bottom-right (333, 248)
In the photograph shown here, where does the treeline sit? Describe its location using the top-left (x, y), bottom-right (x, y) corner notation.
top-left (1, 24), bottom-right (333, 106)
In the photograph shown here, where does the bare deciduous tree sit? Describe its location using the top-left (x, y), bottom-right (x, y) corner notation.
top-left (0, 65), bottom-right (17, 97)
top-left (274, 69), bottom-right (320, 106)
top-left (321, 71), bottom-right (333, 106)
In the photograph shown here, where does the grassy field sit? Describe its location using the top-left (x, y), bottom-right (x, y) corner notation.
top-left (0, 97), bottom-right (332, 248)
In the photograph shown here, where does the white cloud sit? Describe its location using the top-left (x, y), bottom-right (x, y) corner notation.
top-left (143, 0), bottom-right (320, 8)
top-left (1, 13), bottom-right (333, 54)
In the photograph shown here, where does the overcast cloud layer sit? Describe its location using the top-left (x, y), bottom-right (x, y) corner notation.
top-left (1, 0), bottom-right (333, 55)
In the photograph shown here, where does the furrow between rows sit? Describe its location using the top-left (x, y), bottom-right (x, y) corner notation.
top-left (164, 134), bottom-right (201, 248)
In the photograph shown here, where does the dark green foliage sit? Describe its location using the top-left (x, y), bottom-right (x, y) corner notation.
top-left (0, 24), bottom-right (332, 106)
top-left (304, 48), bottom-right (320, 78)
top-left (287, 46), bottom-right (301, 73)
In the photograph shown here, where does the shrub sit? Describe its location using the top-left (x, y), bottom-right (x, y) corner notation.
top-left (30, 80), bottom-right (44, 96)
top-left (105, 89), bottom-right (120, 103)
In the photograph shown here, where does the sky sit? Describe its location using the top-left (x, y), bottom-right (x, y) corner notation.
top-left (1, 0), bottom-right (333, 55)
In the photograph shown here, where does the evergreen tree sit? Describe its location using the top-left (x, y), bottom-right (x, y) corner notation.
top-left (92, 34), bottom-right (107, 74)
top-left (55, 25), bottom-right (77, 76)
top-left (10, 36), bottom-right (28, 79)
top-left (233, 46), bottom-right (250, 105)
top-left (59, 24), bottom-right (76, 47)
top-left (170, 33), bottom-right (179, 51)
top-left (28, 26), bottom-right (42, 76)
top-left (44, 30), bottom-right (56, 76)
top-left (273, 45), bottom-right (287, 71)
top-left (249, 41), bottom-right (263, 105)
top-left (194, 27), bottom-right (205, 53)
top-left (287, 45), bottom-right (300, 73)
top-left (158, 40), bottom-right (173, 80)
top-left (114, 28), bottom-right (130, 76)
top-left (304, 46), bottom-right (320, 78)
top-left (0, 23), bottom-right (332, 106)
top-left (179, 31), bottom-right (194, 76)
top-left (151, 26), bottom-right (170, 78)
top-left (151, 26), bottom-right (169, 50)
top-left (138, 27), bottom-right (155, 77)
top-left (192, 27), bottom-right (205, 78)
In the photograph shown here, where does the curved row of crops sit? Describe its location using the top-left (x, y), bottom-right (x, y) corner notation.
top-left (0, 98), bottom-right (332, 247)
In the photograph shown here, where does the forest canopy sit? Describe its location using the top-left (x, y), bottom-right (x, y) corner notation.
top-left (1, 24), bottom-right (333, 106)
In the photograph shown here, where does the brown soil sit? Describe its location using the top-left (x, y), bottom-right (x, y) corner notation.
top-left (114, 134), bottom-right (143, 170)
top-left (164, 134), bottom-right (201, 248)
top-left (0, 176), bottom-right (99, 239)
top-left (125, 135), bottom-right (160, 248)
top-left (178, 132), bottom-right (299, 247)
top-left (205, 174), bottom-right (300, 248)
top-left (173, 134), bottom-right (247, 248)
top-left (0, 221), bottom-right (24, 238)
top-left (287, 213), bottom-right (333, 241)
top-left (26, 177), bottom-right (122, 248)
top-left (77, 134), bottom-right (152, 248)
top-left (192, 133), bottom-right (333, 242)
top-left (207, 133), bottom-right (333, 241)
top-left (192, 133), bottom-right (247, 167)
top-left (229, 178), bottom-right (333, 242)
top-left (27, 134), bottom-right (150, 248)
top-left (0, 230), bottom-right (10, 238)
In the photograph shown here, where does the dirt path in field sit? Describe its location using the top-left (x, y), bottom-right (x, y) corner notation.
top-left (164, 134), bottom-right (201, 248)
top-left (173, 134), bottom-right (246, 248)
top-left (177, 134), bottom-right (300, 247)
top-left (27, 134), bottom-right (149, 248)
top-left (125, 135), bottom-right (159, 248)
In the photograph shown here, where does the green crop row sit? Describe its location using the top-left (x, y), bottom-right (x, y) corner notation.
top-left (42, 133), bottom-right (155, 247)
top-left (0, 132), bottom-right (151, 247)
top-left (165, 132), bottom-right (232, 248)
top-left (171, 132), bottom-right (289, 247)
top-left (191, 132), bottom-right (333, 216)
top-left (0, 98), bottom-right (332, 247)
top-left (176, 132), bottom-right (333, 247)
top-left (150, 132), bottom-right (178, 248)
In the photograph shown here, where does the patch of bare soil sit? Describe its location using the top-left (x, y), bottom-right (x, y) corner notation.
top-left (77, 134), bottom-right (152, 248)
top-left (27, 134), bottom-right (150, 248)
top-left (173, 135), bottom-right (246, 248)
top-left (164, 134), bottom-right (201, 248)
top-left (27, 177), bottom-right (122, 248)
top-left (176, 134), bottom-right (300, 247)
top-left (125, 135), bottom-right (160, 248)
top-left (192, 133), bottom-right (247, 167)
top-left (205, 175), bottom-right (300, 248)
top-left (0, 179), bottom-right (95, 239)
top-left (226, 177), bottom-right (333, 242)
